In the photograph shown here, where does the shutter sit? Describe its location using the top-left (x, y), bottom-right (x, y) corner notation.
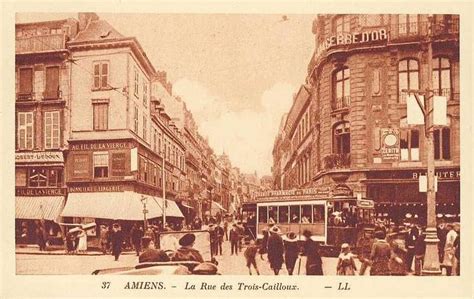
top-left (19, 69), bottom-right (33, 94)
top-left (52, 111), bottom-right (60, 148)
top-left (101, 63), bottom-right (108, 88)
top-left (93, 63), bottom-right (100, 89)
top-left (45, 67), bottom-right (59, 97)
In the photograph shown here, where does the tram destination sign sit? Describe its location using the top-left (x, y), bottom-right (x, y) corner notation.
top-left (254, 187), bottom-right (331, 201)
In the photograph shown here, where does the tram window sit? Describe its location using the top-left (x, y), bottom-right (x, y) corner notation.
top-left (301, 205), bottom-right (312, 223)
top-left (313, 205), bottom-right (325, 222)
top-left (268, 206), bottom-right (277, 224)
top-left (258, 206), bottom-right (267, 223)
top-left (290, 206), bottom-right (300, 223)
top-left (279, 206), bottom-right (289, 223)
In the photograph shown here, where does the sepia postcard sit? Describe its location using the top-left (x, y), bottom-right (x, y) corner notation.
top-left (1, 0), bottom-right (473, 298)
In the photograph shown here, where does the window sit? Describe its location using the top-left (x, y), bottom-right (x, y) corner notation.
top-left (335, 15), bottom-right (351, 34)
top-left (398, 59), bottom-right (419, 103)
top-left (400, 118), bottom-right (420, 161)
top-left (301, 205), bottom-right (312, 223)
top-left (93, 102), bottom-right (108, 131)
top-left (313, 205), bottom-right (325, 222)
top-left (433, 57), bottom-right (451, 98)
top-left (279, 206), bottom-right (289, 223)
top-left (143, 116), bottom-right (147, 141)
top-left (290, 206), bottom-right (300, 223)
top-left (434, 118), bottom-right (451, 160)
top-left (153, 128), bottom-right (158, 152)
top-left (361, 14), bottom-right (384, 27)
top-left (134, 68), bottom-right (139, 97)
top-left (93, 61), bottom-right (109, 90)
top-left (26, 168), bottom-right (63, 188)
top-left (44, 66), bottom-right (60, 99)
top-left (143, 82), bottom-right (148, 106)
top-left (17, 112), bottom-right (34, 150)
top-left (44, 111), bottom-right (60, 149)
top-left (258, 206), bottom-right (268, 223)
top-left (18, 68), bottom-right (33, 96)
top-left (333, 122), bottom-right (350, 154)
top-left (333, 67), bottom-right (350, 109)
top-left (133, 106), bottom-right (139, 133)
top-left (398, 14), bottom-right (418, 35)
top-left (93, 152), bottom-right (109, 178)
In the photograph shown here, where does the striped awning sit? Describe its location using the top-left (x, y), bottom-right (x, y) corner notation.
top-left (61, 192), bottom-right (183, 220)
top-left (16, 196), bottom-right (65, 221)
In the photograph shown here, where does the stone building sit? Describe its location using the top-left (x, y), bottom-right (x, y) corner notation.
top-left (274, 14), bottom-right (460, 224)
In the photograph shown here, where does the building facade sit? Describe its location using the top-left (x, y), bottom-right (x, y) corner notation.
top-left (274, 14), bottom-right (460, 224)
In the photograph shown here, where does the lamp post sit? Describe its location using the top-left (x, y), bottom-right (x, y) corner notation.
top-left (403, 15), bottom-right (442, 275)
top-left (140, 195), bottom-right (148, 231)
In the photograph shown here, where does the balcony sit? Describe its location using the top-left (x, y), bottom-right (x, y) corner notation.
top-left (390, 22), bottom-right (429, 41)
top-left (323, 153), bottom-right (351, 170)
top-left (332, 96), bottom-right (350, 111)
top-left (16, 34), bottom-right (66, 54)
top-left (432, 18), bottom-right (459, 37)
top-left (16, 92), bottom-right (35, 102)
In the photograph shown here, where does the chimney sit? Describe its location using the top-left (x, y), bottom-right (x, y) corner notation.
top-left (78, 13), bottom-right (99, 31)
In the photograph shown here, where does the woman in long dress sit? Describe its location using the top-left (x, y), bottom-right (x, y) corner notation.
top-left (76, 229), bottom-right (87, 253)
top-left (337, 243), bottom-right (357, 275)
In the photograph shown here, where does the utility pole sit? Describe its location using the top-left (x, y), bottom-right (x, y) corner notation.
top-left (403, 15), bottom-right (441, 275)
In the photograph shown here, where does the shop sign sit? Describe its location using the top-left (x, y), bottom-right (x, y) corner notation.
top-left (380, 128), bottom-right (400, 160)
top-left (68, 184), bottom-right (124, 193)
top-left (15, 151), bottom-right (64, 163)
top-left (70, 142), bottom-right (132, 151)
top-left (413, 170), bottom-right (460, 180)
top-left (111, 152), bottom-right (127, 176)
top-left (16, 188), bottom-right (66, 196)
top-left (367, 168), bottom-right (460, 180)
top-left (255, 187), bottom-right (331, 199)
top-left (332, 184), bottom-right (353, 197)
top-left (316, 28), bottom-right (388, 58)
top-left (72, 154), bottom-right (91, 178)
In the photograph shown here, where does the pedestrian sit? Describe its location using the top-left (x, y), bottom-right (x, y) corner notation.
top-left (301, 230), bottom-right (323, 275)
top-left (336, 243), bottom-right (357, 275)
top-left (76, 228), bottom-right (87, 253)
top-left (437, 219), bottom-right (447, 263)
top-left (370, 230), bottom-right (391, 276)
top-left (172, 233), bottom-right (204, 263)
top-left (229, 223), bottom-right (240, 255)
top-left (356, 228), bottom-right (374, 275)
top-left (131, 224), bottom-right (144, 256)
top-left (413, 228), bottom-right (426, 275)
top-left (208, 224), bottom-right (218, 256)
top-left (216, 223), bottom-right (224, 255)
top-left (65, 231), bottom-right (75, 254)
top-left (453, 229), bottom-right (460, 276)
top-left (236, 221), bottom-right (245, 252)
top-left (36, 226), bottom-right (46, 251)
top-left (259, 228), bottom-right (269, 260)
top-left (244, 239), bottom-right (260, 275)
top-left (404, 224), bottom-right (419, 272)
top-left (442, 223), bottom-right (457, 276)
top-left (110, 223), bottom-right (124, 261)
top-left (389, 239), bottom-right (407, 276)
top-left (283, 232), bottom-right (299, 275)
top-left (99, 225), bottom-right (109, 254)
top-left (267, 226), bottom-right (284, 275)
top-left (223, 219), bottom-right (229, 241)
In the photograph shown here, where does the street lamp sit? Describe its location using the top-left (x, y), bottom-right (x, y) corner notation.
top-left (141, 195), bottom-right (148, 231)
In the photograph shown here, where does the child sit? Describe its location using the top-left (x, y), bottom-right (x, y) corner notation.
top-left (244, 240), bottom-right (260, 275)
top-left (336, 243), bottom-right (357, 275)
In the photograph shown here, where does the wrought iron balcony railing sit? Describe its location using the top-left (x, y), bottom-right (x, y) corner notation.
top-left (323, 153), bottom-right (351, 170)
top-left (332, 96), bottom-right (351, 110)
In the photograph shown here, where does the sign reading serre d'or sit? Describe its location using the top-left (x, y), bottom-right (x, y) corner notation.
top-left (316, 28), bottom-right (388, 58)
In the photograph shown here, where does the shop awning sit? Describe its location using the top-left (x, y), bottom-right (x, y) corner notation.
top-left (61, 192), bottom-right (183, 220)
top-left (16, 196), bottom-right (65, 221)
top-left (210, 201), bottom-right (226, 215)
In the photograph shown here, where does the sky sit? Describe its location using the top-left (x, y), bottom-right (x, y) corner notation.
top-left (16, 13), bottom-right (316, 176)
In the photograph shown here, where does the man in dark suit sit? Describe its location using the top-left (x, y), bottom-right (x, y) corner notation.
top-left (110, 223), bottom-right (124, 261)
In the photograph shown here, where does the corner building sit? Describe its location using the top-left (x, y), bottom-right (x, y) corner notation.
top-left (306, 14), bottom-right (460, 224)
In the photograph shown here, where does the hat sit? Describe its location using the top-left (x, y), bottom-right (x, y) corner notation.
top-left (269, 226), bottom-right (281, 234)
top-left (179, 233), bottom-right (196, 246)
top-left (285, 232), bottom-right (298, 242)
top-left (341, 243), bottom-right (350, 250)
top-left (302, 230), bottom-right (312, 238)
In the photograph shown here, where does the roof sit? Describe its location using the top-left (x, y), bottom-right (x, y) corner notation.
top-left (71, 19), bottom-right (124, 43)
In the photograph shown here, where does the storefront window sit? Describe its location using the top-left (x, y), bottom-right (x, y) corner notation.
top-left (28, 169), bottom-right (47, 187)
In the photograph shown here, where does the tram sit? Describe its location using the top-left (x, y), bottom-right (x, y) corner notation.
top-left (249, 188), bottom-right (375, 256)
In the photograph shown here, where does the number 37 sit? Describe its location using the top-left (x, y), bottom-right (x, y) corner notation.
top-left (101, 282), bottom-right (111, 289)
